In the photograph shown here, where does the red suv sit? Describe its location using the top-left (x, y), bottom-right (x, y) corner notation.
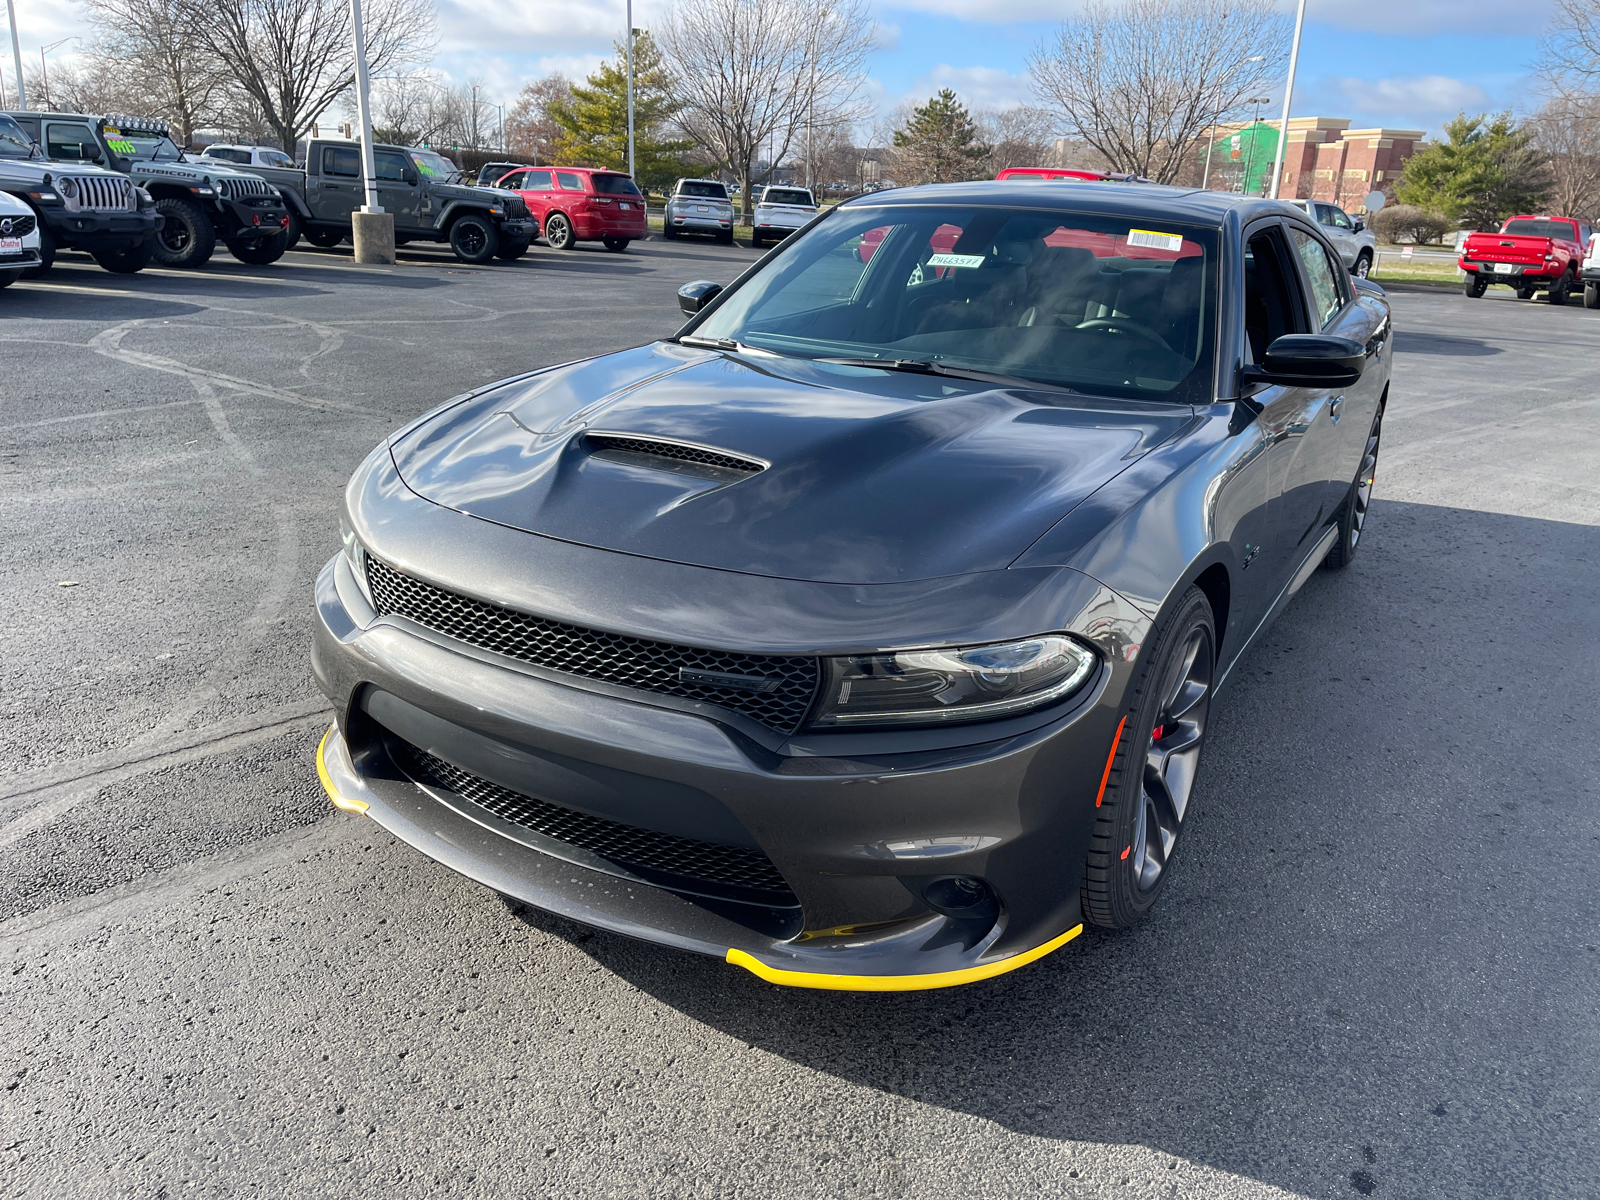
top-left (491, 166), bottom-right (648, 252)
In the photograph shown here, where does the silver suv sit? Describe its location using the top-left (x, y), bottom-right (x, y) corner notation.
top-left (664, 179), bottom-right (734, 244)
top-left (1286, 199), bottom-right (1377, 278)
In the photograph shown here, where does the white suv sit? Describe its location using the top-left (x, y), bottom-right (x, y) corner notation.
top-left (664, 179), bottom-right (734, 244)
top-left (0, 188), bottom-right (43, 288)
top-left (199, 144), bottom-right (297, 169)
top-left (752, 186), bottom-right (818, 249)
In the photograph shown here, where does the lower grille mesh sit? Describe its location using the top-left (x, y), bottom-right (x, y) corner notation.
top-left (364, 557), bottom-right (819, 734)
top-left (392, 739), bottom-right (793, 899)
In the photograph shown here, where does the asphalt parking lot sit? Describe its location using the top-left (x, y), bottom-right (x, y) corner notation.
top-left (1, 239), bottom-right (1596, 1200)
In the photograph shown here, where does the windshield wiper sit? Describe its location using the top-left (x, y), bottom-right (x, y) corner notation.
top-left (818, 357), bottom-right (1076, 393)
top-left (679, 335), bottom-right (746, 352)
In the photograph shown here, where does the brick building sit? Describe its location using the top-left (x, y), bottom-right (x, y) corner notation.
top-left (1203, 117), bottom-right (1426, 213)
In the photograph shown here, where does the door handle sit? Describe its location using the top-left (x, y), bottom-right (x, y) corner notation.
top-left (1329, 396), bottom-right (1343, 423)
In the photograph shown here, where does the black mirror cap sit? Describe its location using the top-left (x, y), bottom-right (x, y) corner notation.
top-left (1352, 219), bottom-right (1365, 232)
top-left (677, 279), bottom-right (723, 316)
top-left (1249, 334), bottom-right (1367, 389)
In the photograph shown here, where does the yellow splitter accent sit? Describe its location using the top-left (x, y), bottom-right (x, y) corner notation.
top-left (725, 924), bottom-right (1083, 992)
top-left (316, 727), bottom-right (369, 814)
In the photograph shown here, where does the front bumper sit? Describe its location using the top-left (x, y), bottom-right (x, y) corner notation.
top-left (41, 209), bottom-right (160, 251)
top-left (309, 457), bottom-right (1151, 988)
top-left (497, 218), bottom-right (535, 241)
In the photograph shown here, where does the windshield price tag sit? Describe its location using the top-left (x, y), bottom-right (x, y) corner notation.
top-left (927, 253), bottom-right (986, 269)
top-left (107, 138), bottom-right (137, 155)
top-left (1127, 228), bottom-right (1185, 253)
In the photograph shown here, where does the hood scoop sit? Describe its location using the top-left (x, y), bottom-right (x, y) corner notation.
top-left (583, 431), bottom-right (768, 481)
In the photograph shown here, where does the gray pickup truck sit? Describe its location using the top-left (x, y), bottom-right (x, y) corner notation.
top-left (5, 111), bottom-right (289, 268)
top-left (0, 112), bottom-right (161, 275)
top-left (242, 140), bottom-right (535, 264)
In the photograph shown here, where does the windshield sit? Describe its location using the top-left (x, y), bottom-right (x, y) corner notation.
top-left (764, 188), bottom-right (813, 206)
top-left (692, 203), bottom-right (1216, 400)
top-left (679, 181), bottom-right (727, 199)
top-left (409, 149), bottom-right (463, 183)
top-left (593, 173), bottom-right (642, 196)
top-left (109, 132), bottom-right (184, 161)
top-left (0, 115), bottom-right (35, 159)
top-left (1501, 218), bottom-right (1575, 239)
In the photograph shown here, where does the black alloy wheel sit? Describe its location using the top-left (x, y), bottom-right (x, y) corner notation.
top-left (151, 196), bottom-right (216, 268)
top-left (1353, 250), bottom-right (1373, 278)
top-left (544, 212), bottom-right (574, 250)
top-left (1323, 403), bottom-right (1383, 570)
top-left (91, 241), bottom-right (151, 274)
top-left (495, 236), bottom-right (531, 260)
top-left (226, 232), bottom-right (288, 265)
top-left (304, 226), bottom-right (345, 248)
top-left (602, 236), bottom-right (630, 252)
top-left (1586, 281), bottom-right (1600, 309)
top-left (1464, 274), bottom-right (1487, 298)
top-left (21, 222), bottom-right (54, 278)
top-left (1549, 271), bottom-right (1573, 304)
top-left (1082, 586), bottom-right (1216, 929)
top-left (448, 213), bottom-right (499, 263)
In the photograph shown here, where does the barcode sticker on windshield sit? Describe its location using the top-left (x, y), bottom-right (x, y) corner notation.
top-left (1127, 229), bottom-right (1185, 253)
top-left (927, 253), bottom-right (986, 269)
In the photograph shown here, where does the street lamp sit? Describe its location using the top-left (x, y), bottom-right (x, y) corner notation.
top-left (39, 37), bottom-right (74, 110)
top-left (625, 14), bottom-right (636, 178)
top-left (1201, 55), bottom-right (1265, 191)
top-left (5, 0), bottom-right (24, 109)
top-left (1268, 0), bottom-right (1307, 199)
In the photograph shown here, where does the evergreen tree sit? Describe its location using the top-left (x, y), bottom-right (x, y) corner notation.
top-left (1396, 112), bottom-right (1551, 229)
top-left (546, 32), bottom-right (692, 190)
top-left (892, 89), bottom-right (990, 185)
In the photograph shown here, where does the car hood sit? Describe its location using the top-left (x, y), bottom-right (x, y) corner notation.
top-left (137, 159), bottom-right (262, 184)
top-left (0, 157), bottom-right (123, 185)
top-left (389, 343), bottom-right (1194, 585)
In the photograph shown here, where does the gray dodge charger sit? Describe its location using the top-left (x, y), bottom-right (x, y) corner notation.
top-left (313, 181), bottom-right (1391, 990)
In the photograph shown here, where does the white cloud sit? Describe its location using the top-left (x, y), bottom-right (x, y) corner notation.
top-left (905, 64), bottom-right (1035, 110)
top-left (1328, 74), bottom-right (1492, 116)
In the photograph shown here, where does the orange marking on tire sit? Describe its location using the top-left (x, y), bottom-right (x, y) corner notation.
top-left (1095, 717), bottom-right (1127, 808)
top-left (1120, 846), bottom-right (1131, 860)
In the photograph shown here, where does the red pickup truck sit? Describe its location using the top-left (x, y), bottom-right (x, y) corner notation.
top-left (1460, 215), bottom-right (1592, 303)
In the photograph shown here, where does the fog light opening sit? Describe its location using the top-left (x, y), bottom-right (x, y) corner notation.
top-left (922, 876), bottom-right (999, 922)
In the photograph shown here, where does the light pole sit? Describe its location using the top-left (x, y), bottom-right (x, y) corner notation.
top-left (625, 10), bottom-right (635, 179)
top-left (1201, 55), bottom-right (1264, 191)
top-left (5, 0), bottom-right (24, 109)
top-left (39, 37), bottom-right (74, 110)
top-left (1269, 0), bottom-right (1307, 199)
top-left (348, 0), bottom-right (395, 263)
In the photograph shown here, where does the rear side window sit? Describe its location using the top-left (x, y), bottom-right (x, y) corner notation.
top-left (679, 181), bottom-right (728, 199)
top-left (322, 145), bottom-right (360, 177)
top-left (523, 169), bottom-right (553, 189)
top-left (1290, 228), bottom-right (1346, 328)
top-left (259, 149), bottom-right (293, 168)
top-left (556, 171), bottom-right (584, 191)
top-left (1501, 218), bottom-right (1579, 239)
top-left (592, 174), bottom-right (642, 196)
top-left (45, 122), bottom-right (99, 161)
top-left (764, 188), bottom-right (813, 205)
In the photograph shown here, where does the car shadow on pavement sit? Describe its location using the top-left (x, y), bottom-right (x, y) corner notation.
top-left (1390, 331), bottom-right (1503, 356)
top-left (503, 497), bottom-right (1600, 1200)
top-left (0, 290), bottom-right (205, 321)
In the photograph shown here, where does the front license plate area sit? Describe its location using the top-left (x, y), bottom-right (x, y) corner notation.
top-left (0, 237), bottom-right (20, 253)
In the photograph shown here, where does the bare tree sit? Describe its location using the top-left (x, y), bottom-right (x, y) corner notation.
top-left (1540, 0), bottom-right (1600, 92)
top-left (979, 105), bottom-right (1057, 175)
top-left (659, 0), bottom-right (873, 219)
top-left (24, 57), bottom-right (148, 116)
top-left (1030, 0), bottom-right (1287, 185)
top-left (190, 0), bottom-right (436, 151)
top-left (505, 75), bottom-right (572, 165)
top-left (1528, 93), bottom-right (1600, 219)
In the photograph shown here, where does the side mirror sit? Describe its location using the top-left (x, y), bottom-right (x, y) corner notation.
top-left (677, 279), bottom-right (723, 316)
top-left (1243, 334), bottom-right (1366, 389)
top-left (403, 170), bottom-right (418, 186)
top-left (1352, 219), bottom-right (1365, 232)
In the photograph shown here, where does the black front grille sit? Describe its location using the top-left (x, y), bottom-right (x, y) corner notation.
top-left (585, 433), bottom-right (766, 475)
top-left (0, 214), bottom-right (35, 237)
top-left (365, 557), bottom-right (819, 734)
top-left (392, 739), bottom-right (793, 899)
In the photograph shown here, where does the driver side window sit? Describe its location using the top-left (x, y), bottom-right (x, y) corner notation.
top-left (46, 122), bottom-right (99, 161)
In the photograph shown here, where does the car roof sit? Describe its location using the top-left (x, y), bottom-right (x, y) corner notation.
top-left (838, 180), bottom-right (1308, 230)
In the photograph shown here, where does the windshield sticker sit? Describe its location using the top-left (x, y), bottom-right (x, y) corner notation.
top-left (106, 138), bottom-right (137, 155)
top-left (414, 159), bottom-right (439, 176)
top-left (927, 253), bottom-right (986, 269)
top-left (1127, 228), bottom-right (1185, 253)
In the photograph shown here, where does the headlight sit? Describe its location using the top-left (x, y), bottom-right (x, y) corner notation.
top-left (339, 516), bottom-right (373, 603)
top-left (811, 635), bottom-right (1097, 728)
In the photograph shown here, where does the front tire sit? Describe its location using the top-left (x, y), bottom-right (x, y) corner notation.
top-left (448, 213), bottom-right (499, 263)
top-left (602, 236), bottom-right (630, 252)
top-left (22, 223), bottom-right (55, 278)
top-left (1322, 403), bottom-right (1383, 570)
top-left (91, 241), bottom-right (151, 274)
top-left (495, 235), bottom-right (531, 260)
top-left (1081, 587), bottom-right (1216, 930)
top-left (1353, 250), bottom-right (1373, 278)
top-left (0, 268), bottom-right (19, 288)
top-left (544, 212), bottom-right (574, 250)
top-left (304, 226), bottom-right (345, 248)
top-left (225, 232), bottom-right (288, 265)
top-left (151, 197), bottom-right (216, 268)
top-left (1464, 274), bottom-right (1487, 298)
top-left (1586, 281), bottom-right (1600, 309)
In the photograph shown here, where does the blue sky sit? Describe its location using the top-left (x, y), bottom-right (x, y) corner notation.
top-left (14, 0), bottom-right (1557, 139)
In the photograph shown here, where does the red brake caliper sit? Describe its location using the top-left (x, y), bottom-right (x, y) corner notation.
top-left (1150, 724), bottom-right (1165, 742)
